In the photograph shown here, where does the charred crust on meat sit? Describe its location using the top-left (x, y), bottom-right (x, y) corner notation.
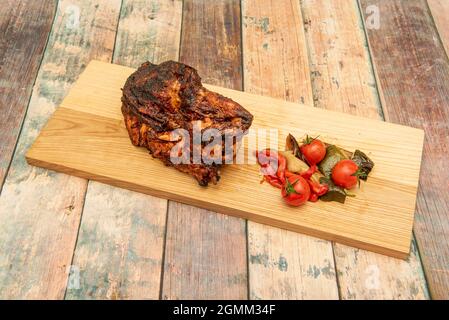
top-left (121, 61), bottom-right (253, 186)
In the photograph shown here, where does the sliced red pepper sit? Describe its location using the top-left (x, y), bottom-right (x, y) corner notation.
top-left (300, 164), bottom-right (317, 180)
top-left (285, 170), bottom-right (295, 178)
top-left (307, 179), bottom-right (329, 196)
top-left (276, 152), bottom-right (286, 183)
top-left (308, 193), bottom-right (319, 202)
top-left (256, 149), bottom-right (287, 183)
top-left (265, 175), bottom-right (283, 189)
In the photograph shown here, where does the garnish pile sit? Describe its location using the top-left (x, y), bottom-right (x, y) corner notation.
top-left (256, 134), bottom-right (374, 207)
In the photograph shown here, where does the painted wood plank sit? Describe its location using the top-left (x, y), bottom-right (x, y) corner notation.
top-left (162, 202), bottom-right (247, 299)
top-left (161, 0), bottom-right (248, 299)
top-left (66, 0), bottom-right (182, 300)
top-left (0, 0), bottom-right (56, 189)
top-left (428, 0), bottom-right (449, 56)
top-left (65, 182), bottom-right (168, 299)
top-left (113, 0), bottom-right (182, 66)
top-left (302, 0), bottom-right (429, 300)
top-left (0, 0), bottom-right (121, 299)
top-left (242, 0), bottom-right (338, 300)
top-left (242, 0), bottom-right (313, 106)
top-left (359, 0), bottom-right (449, 299)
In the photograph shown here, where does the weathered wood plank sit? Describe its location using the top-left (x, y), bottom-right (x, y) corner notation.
top-left (0, 0), bottom-right (121, 299)
top-left (334, 240), bottom-right (428, 299)
top-left (428, 0), bottom-right (449, 56)
top-left (113, 0), bottom-right (182, 66)
top-left (161, 0), bottom-right (247, 299)
top-left (0, 0), bottom-right (56, 189)
top-left (66, 182), bottom-right (168, 299)
top-left (178, 0), bottom-right (243, 89)
top-left (66, 0), bottom-right (182, 300)
top-left (242, 0), bottom-right (313, 106)
top-left (301, 0), bottom-right (381, 117)
top-left (162, 202), bottom-right (247, 299)
top-left (302, 0), bottom-right (429, 299)
top-left (248, 226), bottom-right (338, 299)
top-left (242, 0), bottom-right (338, 300)
top-left (360, 0), bottom-right (449, 299)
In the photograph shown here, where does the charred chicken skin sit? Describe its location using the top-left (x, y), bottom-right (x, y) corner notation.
top-left (121, 61), bottom-right (253, 186)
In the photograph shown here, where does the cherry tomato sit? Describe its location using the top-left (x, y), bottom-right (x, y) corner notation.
top-left (300, 136), bottom-right (326, 165)
top-left (281, 175), bottom-right (310, 206)
top-left (331, 159), bottom-right (359, 189)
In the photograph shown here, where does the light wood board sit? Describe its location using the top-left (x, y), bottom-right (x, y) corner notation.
top-left (26, 60), bottom-right (425, 259)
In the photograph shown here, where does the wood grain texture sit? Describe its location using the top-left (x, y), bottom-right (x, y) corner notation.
top-left (162, 202), bottom-right (247, 299)
top-left (162, 0), bottom-right (248, 299)
top-left (242, 0), bottom-right (338, 300)
top-left (0, 0), bottom-right (56, 189)
top-left (302, 0), bottom-right (429, 299)
top-left (0, 0), bottom-right (121, 299)
top-left (113, 0), bottom-right (182, 66)
top-left (66, 0), bottom-right (182, 300)
top-left (428, 0), bottom-right (449, 56)
top-left (26, 61), bottom-right (424, 259)
top-left (360, 0), bottom-right (449, 299)
top-left (66, 182), bottom-right (167, 299)
top-left (248, 226), bottom-right (337, 299)
top-left (302, 0), bottom-right (381, 117)
top-left (242, 0), bottom-right (313, 106)
top-left (179, 0), bottom-right (243, 89)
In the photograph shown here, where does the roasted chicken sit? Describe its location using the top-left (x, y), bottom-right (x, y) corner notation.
top-left (121, 61), bottom-right (253, 186)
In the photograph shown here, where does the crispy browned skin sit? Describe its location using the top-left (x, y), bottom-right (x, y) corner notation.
top-left (121, 61), bottom-right (253, 186)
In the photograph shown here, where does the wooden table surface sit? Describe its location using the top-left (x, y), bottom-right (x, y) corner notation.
top-left (0, 0), bottom-right (448, 300)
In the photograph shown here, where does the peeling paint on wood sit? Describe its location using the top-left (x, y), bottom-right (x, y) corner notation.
top-left (301, 0), bottom-right (382, 117)
top-left (179, 0), bottom-right (243, 90)
top-left (0, 0), bottom-right (56, 189)
top-left (65, 183), bottom-right (167, 299)
top-left (66, 0), bottom-right (182, 299)
top-left (428, 0), bottom-right (449, 57)
top-left (113, 0), bottom-right (182, 67)
top-left (0, 0), bottom-right (121, 299)
top-left (242, 0), bottom-right (338, 300)
top-left (334, 239), bottom-right (428, 299)
top-left (242, 0), bottom-right (313, 105)
top-left (301, 0), bottom-right (428, 299)
top-left (248, 226), bottom-right (338, 299)
top-left (162, 203), bottom-right (247, 299)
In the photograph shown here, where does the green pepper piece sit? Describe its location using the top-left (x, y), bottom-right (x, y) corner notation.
top-left (319, 177), bottom-right (347, 204)
top-left (318, 145), bottom-right (349, 178)
top-left (351, 150), bottom-right (374, 181)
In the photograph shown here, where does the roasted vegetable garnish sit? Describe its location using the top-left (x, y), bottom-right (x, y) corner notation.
top-left (257, 149), bottom-right (287, 188)
top-left (332, 159), bottom-right (365, 189)
top-left (319, 177), bottom-right (348, 204)
top-left (285, 134), bottom-right (304, 160)
top-left (351, 150), bottom-right (374, 181)
top-left (279, 151), bottom-right (309, 173)
top-left (318, 144), bottom-right (349, 178)
top-left (300, 136), bottom-right (326, 165)
top-left (268, 133), bottom-right (375, 205)
top-left (280, 150), bottom-right (329, 198)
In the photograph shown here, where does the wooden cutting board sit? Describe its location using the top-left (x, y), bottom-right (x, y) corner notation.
top-left (26, 60), bottom-right (424, 259)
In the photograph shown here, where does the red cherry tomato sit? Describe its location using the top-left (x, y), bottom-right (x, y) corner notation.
top-left (281, 175), bottom-right (310, 206)
top-left (300, 137), bottom-right (326, 165)
top-left (331, 159), bottom-right (359, 189)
